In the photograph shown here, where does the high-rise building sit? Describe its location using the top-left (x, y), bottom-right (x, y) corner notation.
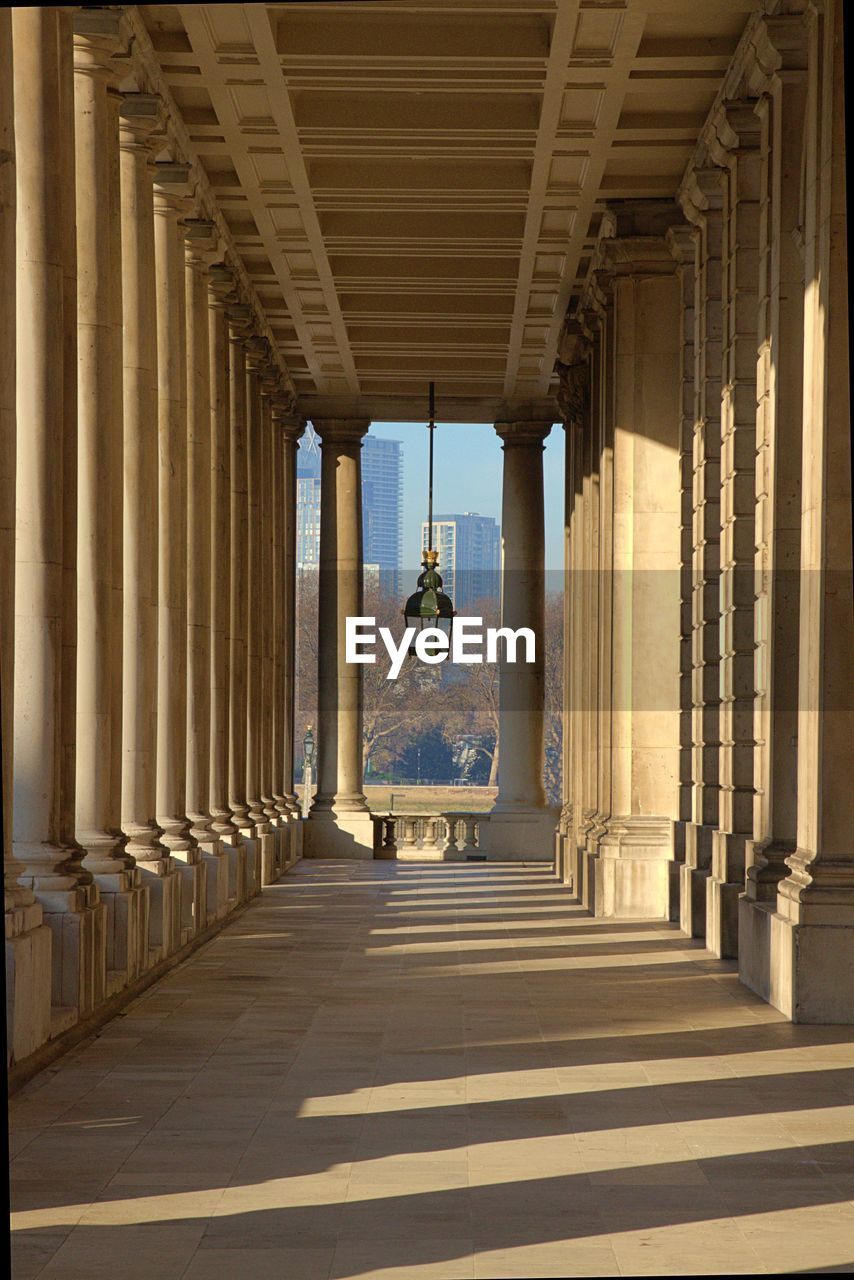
top-left (362, 437), bottom-right (403, 592)
top-left (297, 429), bottom-right (403, 590)
top-left (296, 427), bottom-right (321, 569)
top-left (421, 513), bottom-right (500, 612)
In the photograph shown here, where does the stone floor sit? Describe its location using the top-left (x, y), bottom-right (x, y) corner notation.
top-left (9, 860), bottom-right (854, 1278)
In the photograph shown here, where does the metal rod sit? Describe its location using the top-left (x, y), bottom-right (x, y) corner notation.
top-left (427, 380), bottom-right (435, 552)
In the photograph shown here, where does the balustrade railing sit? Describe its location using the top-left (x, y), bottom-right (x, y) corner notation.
top-left (378, 812), bottom-right (488, 860)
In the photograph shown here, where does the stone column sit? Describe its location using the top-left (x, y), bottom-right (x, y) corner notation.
top-left (269, 396), bottom-right (298, 868)
top-left (305, 418), bottom-right (376, 859)
top-left (184, 217), bottom-right (228, 925)
top-left (666, 225), bottom-right (697, 889)
top-left (73, 9), bottom-right (147, 991)
top-left (258, 367), bottom-right (280, 882)
top-left (278, 409), bottom-right (305, 832)
top-left (585, 300), bottom-right (615, 887)
top-left (244, 338), bottom-right (276, 882)
top-left (555, 351), bottom-right (588, 883)
top-left (707, 103), bottom-right (762, 958)
top-left (587, 213), bottom-right (684, 919)
top-left (119, 93), bottom-right (178, 963)
top-left (568, 418), bottom-right (587, 894)
top-left (582, 385), bottom-right (602, 868)
top-left (751, 0), bottom-right (854, 1021)
top-left (556, 332), bottom-right (598, 889)
top-left (739, 15), bottom-right (808, 989)
top-left (12, 6), bottom-right (105, 1017)
top-left (678, 169), bottom-right (725, 938)
top-left (208, 264), bottom-right (241, 909)
top-left (270, 395), bottom-right (286, 834)
top-left (3, 6), bottom-right (52, 1064)
top-left (57, 7), bottom-right (80, 884)
top-left (153, 162), bottom-right (205, 943)
top-left (226, 306), bottom-right (256, 899)
top-left (481, 417), bottom-right (554, 861)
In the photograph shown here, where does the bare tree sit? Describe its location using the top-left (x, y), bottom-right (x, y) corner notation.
top-left (543, 591), bottom-right (564, 804)
top-left (361, 583), bottom-right (422, 772)
top-left (435, 596), bottom-right (500, 783)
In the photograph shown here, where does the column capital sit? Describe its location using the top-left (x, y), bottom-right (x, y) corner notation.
top-left (208, 262), bottom-right (236, 309)
top-left (494, 419), bottom-right (552, 448)
top-left (259, 363), bottom-right (281, 398)
top-left (709, 99), bottom-right (762, 166)
top-left (556, 319), bottom-right (591, 367)
top-left (578, 267), bottom-right (614, 322)
top-left (312, 418), bottom-right (371, 445)
top-left (554, 360), bottom-right (589, 432)
top-left (72, 8), bottom-right (128, 79)
top-left (227, 302), bottom-right (253, 339)
top-left (272, 400), bottom-right (306, 442)
top-left (244, 335), bottom-right (270, 372)
top-left (679, 167), bottom-right (724, 226)
top-left (118, 92), bottom-right (163, 151)
top-left (747, 12), bottom-right (808, 95)
top-left (594, 205), bottom-right (688, 278)
top-left (599, 235), bottom-right (682, 278)
top-left (666, 224), bottom-right (697, 266)
top-left (153, 162), bottom-right (192, 216)
top-left (184, 218), bottom-right (219, 271)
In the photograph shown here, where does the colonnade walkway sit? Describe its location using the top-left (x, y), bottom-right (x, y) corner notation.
top-left (10, 861), bottom-right (854, 1279)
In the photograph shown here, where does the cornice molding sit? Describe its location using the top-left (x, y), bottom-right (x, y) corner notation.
top-left (124, 4), bottom-right (296, 403)
top-left (311, 418), bottom-right (372, 446)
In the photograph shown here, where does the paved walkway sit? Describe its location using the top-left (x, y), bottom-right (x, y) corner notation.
top-left (10, 860), bottom-right (854, 1278)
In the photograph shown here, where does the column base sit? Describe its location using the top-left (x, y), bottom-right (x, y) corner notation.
top-left (135, 860), bottom-right (182, 965)
top-left (290, 818), bottom-right (304, 865)
top-left (5, 902), bottom-right (53, 1067)
top-left (243, 833), bottom-right (262, 898)
top-left (571, 849), bottom-right (591, 911)
top-left (273, 818), bottom-right (291, 877)
top-left (199, 846), bottom-right (230, 924)
top-left (589, 815), bottom-right (676, 919)
top-left (39, 884), bottom-right (107, 1017)
top-left (554, 830), bottom-right (568, 884)
top-left (678, 822), bottom-right (716, 939)
top-left (478, 808), bottom-right (555, 862)
top-left (739, 896), bottom-right (854, 1022)
top-left (707, 831), bottom-right (747, 958)
top-left (92, 869), bottom-right (150, 988)
top-left (679, 865), bottom-right (711, 939)
top-left (304, 808), bottom-right (378, 860)
top-left (171, 849), bottom-right (207, 944)
top-left (227, 833), bottom-right (252, 903)
top-left (256, 825), bottom-right (278, 885)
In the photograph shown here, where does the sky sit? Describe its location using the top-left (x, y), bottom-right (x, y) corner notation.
top-left (367, 420), bottom-right (565, 575)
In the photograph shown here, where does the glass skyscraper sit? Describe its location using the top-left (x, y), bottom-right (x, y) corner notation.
top-left (297, 429), bottom-right (403, 588)
top-left (421, 513), bottom-right (500, 612)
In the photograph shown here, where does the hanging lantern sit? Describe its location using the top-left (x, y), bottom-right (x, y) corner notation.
top-left (401, 383), bottom-right (455, 655)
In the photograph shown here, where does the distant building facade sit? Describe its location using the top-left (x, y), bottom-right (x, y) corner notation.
top-left (421, 513), bottom-right (500, 612)
top-left (296, 428), bottom-right (321, 569)
top-left (297, 429), bottom-right (402, 591)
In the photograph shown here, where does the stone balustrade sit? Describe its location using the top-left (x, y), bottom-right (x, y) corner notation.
top-left (378, 813), bottom-right (489, 861)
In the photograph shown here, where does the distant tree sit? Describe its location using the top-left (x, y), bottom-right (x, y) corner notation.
top-left (295, 575), bottom-right (563, 798)
top-left (295, 568), bottom-right (319, 774)
top-left (361, 582), bottom-right (422, 772)
top-left (396, 727), bottom-right (456, 782)
top-left (543, 591), bottom-right (564, 805)
top-left (435, 596), bottom-right (500, 784)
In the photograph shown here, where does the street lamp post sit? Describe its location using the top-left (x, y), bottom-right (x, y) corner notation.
top-left (302, 726), bottom-right (315, 818)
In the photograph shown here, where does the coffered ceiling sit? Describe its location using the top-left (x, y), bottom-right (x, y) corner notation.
top-left (137, 0), bottom-right (760, 422)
